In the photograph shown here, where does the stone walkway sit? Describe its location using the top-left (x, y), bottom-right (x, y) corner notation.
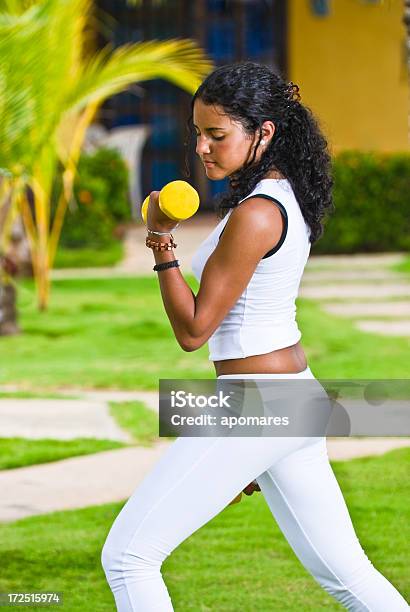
top-left (355, 321), bottom-right (410, 336)
top-left (1, 390), bottom-right (410, 522)
top-left (300, 253), bottom-right (410, 335)
top-left (123, 224), bottom-right (410, 336)
top-left (300, 283), bottom-right (410, 300)
top-left (0, 442), bottom-right (171, 522)
top-left (323, 302), bottom-right (410, 316)
top-left (51, 218), bottom-right (410, 337)
top-left (1, 435), bottom-right (410, 523)
top-left (0, 397), bottom-right (133, 441)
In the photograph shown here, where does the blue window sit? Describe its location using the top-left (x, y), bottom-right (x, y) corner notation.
top-left (151, 160), bottom-right (179, 191)
top-left (245, 3), bottom-right (274, 58)
top-left (207, 21), bottom-right (236, 61)
top-left (150, 114), bottom-right (178, 148)
top-left (209, 178), bottom-right (229, 200)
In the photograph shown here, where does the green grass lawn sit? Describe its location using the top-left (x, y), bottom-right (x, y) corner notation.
top-left (1, 269), bottom-right (408, 610)
top-left (1, 276), bottom-right (409, 392)
top-left (0, 438), bottom-right (125, 470)
top-left (0, 401), bottom-right (159, 470)
top-left (109, 400), bottom-right (162, 447)
top-left (0, 448), bottom-right (408, 611)
top-left (391, 256), bottom-right (410, 275)
top-left (53, 242), bottom-right (124, 268)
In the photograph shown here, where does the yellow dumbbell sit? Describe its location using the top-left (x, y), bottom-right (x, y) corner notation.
top-left (141, 180), bottom-right (200, 224)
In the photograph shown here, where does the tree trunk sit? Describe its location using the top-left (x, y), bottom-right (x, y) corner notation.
top-left (0, 283), bottom-right (19, 336)
top-left (9, 216), bottom-right (33, 278)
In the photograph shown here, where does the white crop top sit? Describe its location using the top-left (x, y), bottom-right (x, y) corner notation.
top-left (191, 178), bottom-right (311, 361)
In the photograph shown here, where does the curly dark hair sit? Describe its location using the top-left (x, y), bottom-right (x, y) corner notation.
top-left (186, 62), bottom-right (334, 243)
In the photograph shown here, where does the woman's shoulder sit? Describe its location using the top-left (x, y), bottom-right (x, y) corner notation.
top-left (222, 195), bottom-right (285, 253)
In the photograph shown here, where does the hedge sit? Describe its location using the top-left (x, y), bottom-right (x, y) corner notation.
top-left (59, 149), bottom-right (409, 254)
top-left (312, 151), bottom-right (410, 254)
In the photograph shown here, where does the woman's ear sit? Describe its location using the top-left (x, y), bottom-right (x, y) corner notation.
top-left (261, 120), bottom-right (276, 146)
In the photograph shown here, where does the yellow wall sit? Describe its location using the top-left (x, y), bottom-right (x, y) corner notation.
top-left (288, 0), bottom-right (408, 152)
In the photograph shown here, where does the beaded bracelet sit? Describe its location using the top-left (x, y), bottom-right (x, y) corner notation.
top-left (145, 235), bottom-right (177, 251)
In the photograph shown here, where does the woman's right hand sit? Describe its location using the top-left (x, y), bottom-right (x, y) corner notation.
top-left (146, 191), bottom-right (178, 233)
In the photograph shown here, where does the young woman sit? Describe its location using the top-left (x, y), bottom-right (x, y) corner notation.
top-left (101, 63), bottom-right (409, 611)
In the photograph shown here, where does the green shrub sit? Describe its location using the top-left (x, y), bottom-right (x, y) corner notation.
top-left (59, 147), bottom-right (130, 249)
top-left (313, 151), bottom-right (410, 254)
top-left (76, 147), bottom-right (130, 223)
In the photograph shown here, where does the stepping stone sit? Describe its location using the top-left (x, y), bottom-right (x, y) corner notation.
top-left (81, 391), bottom-right (158, 412)
top-left (51, 267), bottom-right (140, 280)
top-left (323, 302), bottom-right (410, 317)
top-left (326, 437), bottom-right (410, 460)
top-left (356, 320), bottom-right (410, 336)
top-left (306, 254), bottom-right (405, 269)
top-left (58, 389), bottom-right (159, 412)
top-left (0, 442), bottom-right (171, 522)
top-left (0, 438), bottom-right (409, 522)
top-left (0, 399), bottom-right (133, 442)
top-left (300, 284), bottom-right (410, 299)
top-left (302, 271), bottom-right (407, 283)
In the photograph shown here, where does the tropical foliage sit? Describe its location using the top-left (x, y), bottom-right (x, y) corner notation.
top-left (0, 0), bottom-right (211, 311)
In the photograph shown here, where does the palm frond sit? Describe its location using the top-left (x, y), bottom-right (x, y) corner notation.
top-left (0, 0), bottom-right (212, 309)
top-left (66, 39), bottom-right (212, 112)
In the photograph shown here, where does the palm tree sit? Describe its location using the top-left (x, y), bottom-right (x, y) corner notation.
top-left (0, 0), bottom-right (212, 323)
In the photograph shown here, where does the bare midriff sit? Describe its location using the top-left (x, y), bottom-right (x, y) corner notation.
top-left (213, 341), bottom-right (308, 377)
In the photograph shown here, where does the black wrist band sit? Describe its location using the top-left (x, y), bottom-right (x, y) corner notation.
top-left (153, 260), bottom-right (180, 272)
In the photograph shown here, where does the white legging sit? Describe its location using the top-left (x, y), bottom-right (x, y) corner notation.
top-left (101, 367), bottom-right (409, 611)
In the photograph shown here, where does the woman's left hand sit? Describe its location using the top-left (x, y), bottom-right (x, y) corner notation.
top-left (146, 191), bottom-right (178, 233)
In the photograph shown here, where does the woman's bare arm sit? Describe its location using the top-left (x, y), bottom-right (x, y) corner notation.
top-left (151, 197), bottom-right (284, 351)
